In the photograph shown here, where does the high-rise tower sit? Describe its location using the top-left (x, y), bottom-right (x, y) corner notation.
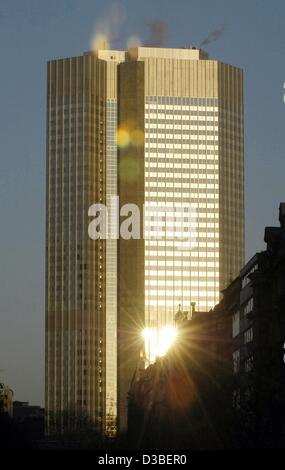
top-left (46, 46), bottom-right (244, 434)
top-left (117, 47), bottom-right (244, 429)
top-left (45, 49), bottom-right (125, 435)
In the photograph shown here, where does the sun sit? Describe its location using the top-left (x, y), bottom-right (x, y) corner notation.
top-left (143, 326), bottom-right (177, 364)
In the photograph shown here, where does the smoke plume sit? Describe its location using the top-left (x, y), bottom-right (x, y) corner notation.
top-left (200, 25), bottom-right (226, 47)
top-left (90, 3), bottom-right (127, 50)
top-left (144, 20), bottom-right (168, 47)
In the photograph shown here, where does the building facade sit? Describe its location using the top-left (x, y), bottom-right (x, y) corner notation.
top-left (0, 383), bottom-right (13, 417)
top-left (45, 49), bottom-right (126, 435)
top-left (46, 46), bottom-right (244, 434)
top-left (227, 203), bottom-right (285, 448)
top-left (118, 46), bottom-right (244, 429)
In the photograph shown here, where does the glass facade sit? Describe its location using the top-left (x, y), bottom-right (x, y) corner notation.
top-left (47, 47), bottom-right (244, 434)
top-left (46, 57), bottom-right (107, 433)
top-left (144, 96), bottom-right (220, 363)
top-left (105, 98), bottom-right (117, 436)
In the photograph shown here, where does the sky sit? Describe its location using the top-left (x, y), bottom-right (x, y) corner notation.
top-left (0, 0), bottom-right (285, 406)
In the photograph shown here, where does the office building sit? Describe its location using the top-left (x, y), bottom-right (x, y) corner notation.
top-left (118, 46), bottom-right (244, 428)
top-left (46, 49), bottom-right (125, 435)
top-left (227, 203), bottom-right (285, 448)
top-left (46, 46), bottom-right (244, 434)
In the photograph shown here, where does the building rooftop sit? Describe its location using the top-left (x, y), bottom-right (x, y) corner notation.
top-left (84, 45), bottom-right (209, 62)
top-left (127, 46), bottom-right (208, 61)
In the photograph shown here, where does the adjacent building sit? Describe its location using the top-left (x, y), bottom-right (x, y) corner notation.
top-left (0, 383), bottom-right (13, 417)
top-left (227, 203), bottom-right (285, 448)
top-left (128, 305), bottom-right (232, 448)
top-left (13, 401), bottom-right (45, 421)
top-left (46, 46), bottom-right (244, 434)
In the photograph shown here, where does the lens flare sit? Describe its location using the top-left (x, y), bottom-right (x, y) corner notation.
top-left (116, 128), bottom-right (130, 148)
top-left (143, 326), bottom-right (177, 364)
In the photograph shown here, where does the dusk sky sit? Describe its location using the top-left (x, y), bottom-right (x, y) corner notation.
top-left (0, 0), bottom-right (285, 406)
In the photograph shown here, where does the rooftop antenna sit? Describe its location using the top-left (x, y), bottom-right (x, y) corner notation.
top-left (191, 302), bottom-right (196, 318)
